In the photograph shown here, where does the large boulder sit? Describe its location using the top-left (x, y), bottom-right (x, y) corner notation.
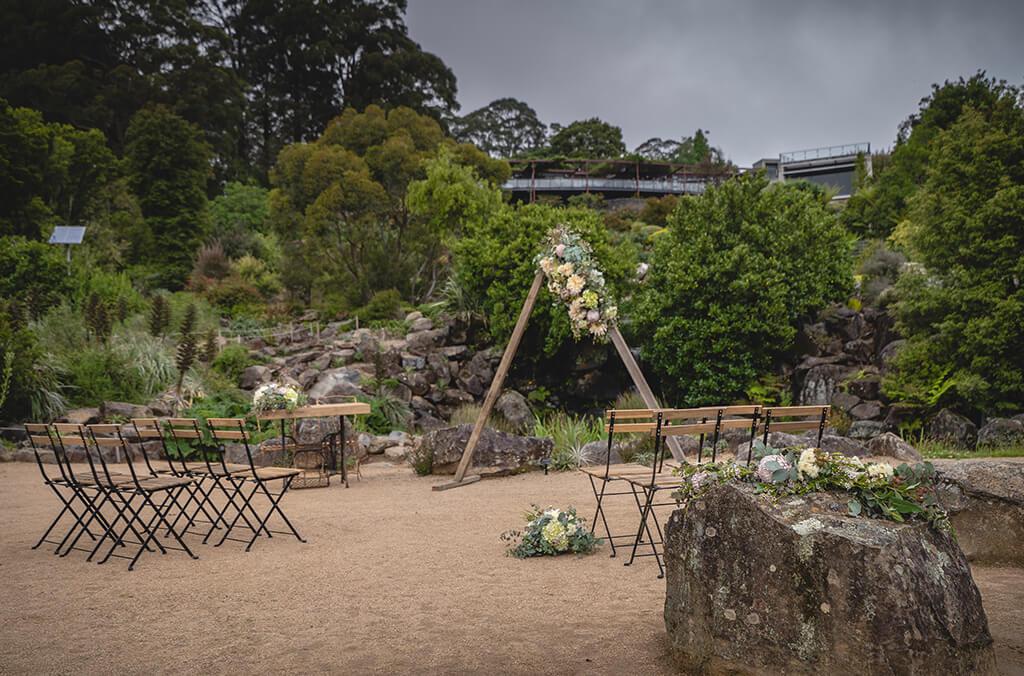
top-left (847, 420), bottom-right (886, 440)
top-left (61, 407), bottom-right (101, 425)
top-left (935, 459), bottom-right (1024, 565)
top-left (865, 432), bottom-right (922, 462)
top-left (307, 367), bottom-right (363, 401)
top-left (977, 417), bottom-right (1024, 448)
top-left (100, 401), bottom-right (151, 421)
top-left (798, 362), bottom-right (855, 406)
top-left (419, 424), bottom-right (551, 476)
top-left (494, 390), bottom-right (533, 432)
top-left (818, 434), bottom-right (869, 457)
top-left (239, 364), bottom-right (273, 390)
top-left (663, 482), bottom-right (996, 675)
top-left (926, 409), bottom-right (978, 449)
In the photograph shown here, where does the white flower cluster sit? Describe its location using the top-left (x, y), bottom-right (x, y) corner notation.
top-left (538, 507), bottom-right (585, 553)
top-left (535, 225), bottom-right (618, 341)
top-left (252, 382), bottom-right (303, 413)
top-left (757, 448), bottom-right (895, 487)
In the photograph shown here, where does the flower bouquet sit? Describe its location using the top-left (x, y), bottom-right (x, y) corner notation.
top-left (535, 225), bottom-right (618, 341)
top-left (672, 443), bottom-right (949, 531)
top-left (501, 505), bottom-right (601, 558)
top-left (251, 382), bottom-right (307, 416)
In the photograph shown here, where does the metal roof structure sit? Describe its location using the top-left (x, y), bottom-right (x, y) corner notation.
top-left (48, 226), bottom-right (87, 245)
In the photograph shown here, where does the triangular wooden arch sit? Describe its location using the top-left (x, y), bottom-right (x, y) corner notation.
top-left (433, 271), bottom-right (686, 491)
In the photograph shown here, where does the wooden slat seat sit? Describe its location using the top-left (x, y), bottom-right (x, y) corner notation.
top-left (250, 466), bottom-right (302, 480)
top-left (183, 461), bottom-right (253, 475)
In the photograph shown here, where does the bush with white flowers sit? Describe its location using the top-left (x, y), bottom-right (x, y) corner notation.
top-left (501, 505), bottom-right (601, 558)
top-left (251, 382), bottom-right (306, 415)
top-left (535, 225), bottom-right (618, 341)
top-left (673, 442), bottom-right (949, 531)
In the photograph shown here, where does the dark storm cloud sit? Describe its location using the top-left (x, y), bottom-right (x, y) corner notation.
top-left (406, 0), bottom-right (1024, 165)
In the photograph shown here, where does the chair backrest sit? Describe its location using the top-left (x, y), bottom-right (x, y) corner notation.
top-left (132, 417), bottom-right (182, 475)
top-left (52, 422), bottom-right (106, 485)
top-left (24, 423), bottom-right (69, 484)
top-left (87, 423), bottom-right (145, 486)
top-left (205, 418), bottom-right (256, 473)
top-left (660, 405), bottom-right (762, 463)
top-left (759, 405), bottom-right (830, 445)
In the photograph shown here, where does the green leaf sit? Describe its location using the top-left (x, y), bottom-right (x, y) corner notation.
top-left (848, 499), bottom-right (862, 516)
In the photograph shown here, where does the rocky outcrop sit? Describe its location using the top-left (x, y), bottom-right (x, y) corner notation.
top-left (494, 390), bottom-right (533, 432)
top-left (935, 459), bottom-right (1024, 565)
top-left (663, 482), bottom-right (996, 675)
top-left (977, 417), bottom-right (1024, 448)
top-left (927, 409), bottom-right (978, 449)
top-left (865, 432), bottom-right (922, 462)
top-left (418, 424), bottom-right (551, 476)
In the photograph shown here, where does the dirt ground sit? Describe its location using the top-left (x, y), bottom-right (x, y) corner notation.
top-left (0, 461), bottom-right (1021, 675)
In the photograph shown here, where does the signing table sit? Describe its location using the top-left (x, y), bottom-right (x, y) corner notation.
top-left (258, 402), bottom-right (371, 488)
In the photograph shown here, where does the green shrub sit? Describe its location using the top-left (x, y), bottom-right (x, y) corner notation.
top-left (0, 302), bottom-right (66, 421)
top-left (533, 412), bottom-right (604, 471)
top-left (449, 403), bottom-right (519, 433)
top-left (353, 289), bottom-right (403, 322)
top-left (72, 268), bottom-right (146, 316)
top-left (629, 173), bottom-right (852, 405)
top-left (0, 236), bottom-right (70, 317)
top-left (205, 275), bottom-right (263, 315)
top-left (355, 393), bottom-right (411, 434)
top-left (212, 344), bottom-right (259, 383)
top-left (63, 345), bottom-right (147, 406)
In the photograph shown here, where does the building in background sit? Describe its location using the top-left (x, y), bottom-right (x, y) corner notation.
top-left (753, 142), bottom-right (871, 200)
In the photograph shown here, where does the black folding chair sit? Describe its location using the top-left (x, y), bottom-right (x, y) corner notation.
top-left (622, 405), bottom-right (762, 578)
top-left (206, 418), bottom-right (305, 551)
top-left (82, 424), bottom-right (200, 570)
top-left (734, 405), bottom-right (831, 465)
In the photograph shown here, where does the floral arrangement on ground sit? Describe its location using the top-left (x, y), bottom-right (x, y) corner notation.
top-left (672, 442), bottom-right (950, 531)
top-left (251, 382), bottom-right (306, 415)
top-left (501, 505), bottom-right (602, 558)
top-left (535, 225), bottom-right (618, 341)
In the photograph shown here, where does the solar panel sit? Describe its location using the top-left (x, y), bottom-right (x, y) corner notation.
top-left (48, 226), bottom-right (86, 245)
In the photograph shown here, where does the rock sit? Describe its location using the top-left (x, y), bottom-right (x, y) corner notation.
top-left (580, 440), bottom-right (622, 466)
top-left (441, 345), bottom-right (468, 359)
top-left (400, 371), bottom-right (431, 397)
top-left (297, 368), bottom-right (319, 389)
top-left (100, 401), bottom-right (151, 421)
top-left (848, 400), bottom-right (883, 421)
top-left (847, 420), bottom-right (886, 440)
top-left (829, 392), bottom-right (860, 413)
top-left (400, 353), bottom-right (426, 370)
top-left (366, 436), bottom-right (393, 455)
top-left (843, 338), bottom-right (874, 363)
top-left (494, 390), bottom-right (533, 432)
top-left (663, 482), bottom-right (996, 675)
top-left (823, 305), bottom-right (865, 341)
top-left (307, 368), bottom-right (363, 401)
top-left (865, 432), bottom-right (922, 462)
top-left (845, 374), bottom-right (881, 401)
top-left (383, 381), bottom-right (412, 404)
top-left (420, 424), bottom-right (552, 476)
top-left (239, 364), bottom-right (273, 389)
top-left (819, 434), bottom-right (869, 457)
top-left (798, 363), bottom-right (854, 406)
top-left (927, 409), bottom-right (978, 449)
top-left (62, 407), bottom-right (101, 425)
top-left (309, 353), bottom-right (332, 371)
top-left (878, 339), bottom-right (905, 369)
top-left (457, 352), bottom-right (493, 395)
top-left (935, 459), bottom-right (1024, 565)
top-left (404, 310), bottom-right (423, 323)
top-left (442, 388), bottom-right (474, 406)
top-left (1014, 413), bottom-right (1024, 424)
top-left (384, 446), bottom-right (409, 462)
top-left (414, 414), bottom-right (447, 433)
top-left (405, 328), bottom-right (447, 354)
top-left (409, 317), bottom-right (433, 332)
top-left (977, 417), bottom-right (1024, 448)
top-left (882, 404), bottom-right (916, 433)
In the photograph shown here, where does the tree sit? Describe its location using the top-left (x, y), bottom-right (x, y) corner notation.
top-left (0, 236), bottom-right (70, 317)
top-left (269, 105), bottom-right (508, 305)
top-left (842, 72), bottom-right (1018, 238)
top-left (885, 100), bottom-right (1024, 415)
top-left (630, 173), bottom-right (852, 405)
top-left (633, 137), bottom-right (681, 161)
top-left (547, 118), bottom-right (625, 158)
top-left (206, 181), bottom-right (270, 258)
top-left (454, 98), bottom-right (548, 158)
top-left (124, 106), bottom-right (211, 288)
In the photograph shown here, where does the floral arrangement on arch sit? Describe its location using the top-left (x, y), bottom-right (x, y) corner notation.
top-left (251, 382), bottom-right (307, 415)
top-left (535, 225), bottom-right (618, 341)
top-left (672, 443), bottom-right (950, 532)
top-left (500, 505), bottom-right (602, 558)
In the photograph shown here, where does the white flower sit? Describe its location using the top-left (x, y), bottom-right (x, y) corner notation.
top-left (566, 274), bottom-right (585, 295)
top-left (539, 257), bottom-right (555, 274)
top-left (797, 449), bottom-right (820, 479)
top-left (589, 322), bottom-right (608, 338)
top-left (556, 262), bottom-right (574, 277)
top-left (542, 519), bottom-right (569, 551)
top-left (867, 463), bottom-right (894, 480)
top-left (690, 471), bottom-right (712, 490)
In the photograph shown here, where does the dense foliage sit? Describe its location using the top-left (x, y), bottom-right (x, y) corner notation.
top-left (885, 95), bottom-right (1024, 415)
top-left (546, 118), bottom-right (626, 158)
top-left (630, 173), bottom-right (852, 405)
top-left (453, 97), bottom-right (548, 158)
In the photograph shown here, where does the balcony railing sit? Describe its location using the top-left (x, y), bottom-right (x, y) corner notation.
top-left (779, 143), bottom-right (870, 164)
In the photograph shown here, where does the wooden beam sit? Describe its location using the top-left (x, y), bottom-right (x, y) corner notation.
top-left (608, 326), bottom-right (687, 461)
top-left (432, 270), bottom-right (546, 491)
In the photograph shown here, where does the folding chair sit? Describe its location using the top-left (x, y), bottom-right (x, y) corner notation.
top-left (581, 409), bottom-right (685, 561)
top-left (622, 405), bottom-right (762, 578)
top-left (83, 424), bottom-right (200, 570)
top-left (734, 405), bottom-right (831, 465)
top-left (206, 418), bottom-right (305, 551)
top-left (24, 423), bottom-right (107, 554)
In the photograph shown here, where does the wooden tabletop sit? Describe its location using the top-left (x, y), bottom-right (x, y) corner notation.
top-left (257, 402), bottom-right (372, 421)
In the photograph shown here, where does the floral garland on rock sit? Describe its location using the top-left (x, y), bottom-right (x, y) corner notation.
top-left (535, 225), bottom-right (618, 341)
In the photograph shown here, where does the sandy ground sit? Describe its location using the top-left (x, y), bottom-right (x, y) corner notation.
top-left (0, 461), bottom-right (1021, 675)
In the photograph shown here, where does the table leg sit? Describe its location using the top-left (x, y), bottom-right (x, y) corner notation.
top-left (339, 415), bottom-right (349, 488)
top-left (280, 420), bottom-right (286, 467)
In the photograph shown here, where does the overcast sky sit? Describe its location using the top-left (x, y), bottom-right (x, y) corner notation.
top-left (406, 0), bottom-right (1024, 166)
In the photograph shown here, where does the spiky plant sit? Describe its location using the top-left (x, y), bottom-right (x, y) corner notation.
top-left (116, 296), bottom-right (130, 323)
top-left (175, 303), bottom-right (198, 396)
top-left (149, 295), bottom-right (170, 337)
top-left (201, 326), bottom-right (219, 363)
top-left (85, 292), bottom-right (111, 343)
